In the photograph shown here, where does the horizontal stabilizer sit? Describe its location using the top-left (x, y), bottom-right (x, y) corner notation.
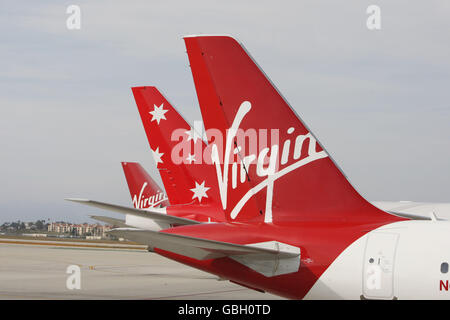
top-left (387, 211), bottom-right (443, 221)
top-left (373, 201), bottom-right (448, 221)
top-left (90, 215), bottom-right (128, 227)
top-left (108, 228), bottom-right (300, 277)
top-left (65, 198), bottom-right (200, 226)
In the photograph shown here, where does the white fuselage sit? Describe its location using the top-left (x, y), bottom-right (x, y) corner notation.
top-left (306, 220), bottom-right (450, 299)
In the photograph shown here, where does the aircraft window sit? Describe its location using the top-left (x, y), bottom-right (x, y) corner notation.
top-left (369, 258), bottom-right (374, 264)
top-left (441, 262), bottom-right (449, 274)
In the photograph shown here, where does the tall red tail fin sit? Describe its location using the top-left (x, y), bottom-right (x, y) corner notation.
top-left (131, 86), bottom-right (224, 210)
top-left (121, 162), bottom-right (169, 209)
top-left (184, 35), bottom-right (400, 224)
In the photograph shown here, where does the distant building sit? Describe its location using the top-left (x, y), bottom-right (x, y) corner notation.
top-left (48, 222), bottom-right (112, 238)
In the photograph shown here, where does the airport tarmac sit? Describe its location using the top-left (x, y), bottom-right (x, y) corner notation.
top-left (0, 242), bottom-right (283, 300)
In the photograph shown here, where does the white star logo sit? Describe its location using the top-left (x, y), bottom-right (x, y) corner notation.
top-left (151, 147), bottom-right (164, 164)
top-left (186, 153), bottom-right (196, 164)
top-left (149, 103), bottom-right (168, 124)
top-left (185, 128), bottom-right (201, 143)
top-left (190, 181), bottom-right (210, 203)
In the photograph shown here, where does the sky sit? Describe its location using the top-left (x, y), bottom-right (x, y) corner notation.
top-left (0, 1), bottom-right (449, 223)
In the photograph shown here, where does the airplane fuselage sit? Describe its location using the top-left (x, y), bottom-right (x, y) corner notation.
top-left (154, 220), bottom-right (450, 299)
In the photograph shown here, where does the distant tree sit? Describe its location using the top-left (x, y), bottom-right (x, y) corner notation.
top-left (35, 220), bottom-right (44, 230)
top-left (0, 222), bottom-right (9, 231)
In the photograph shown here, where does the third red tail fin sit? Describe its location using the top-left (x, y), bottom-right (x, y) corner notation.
top-left (121, 162), bottom-right (169, 209)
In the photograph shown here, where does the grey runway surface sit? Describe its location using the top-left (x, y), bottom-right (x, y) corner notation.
top-left (0, 243), bottom-right (283, 300)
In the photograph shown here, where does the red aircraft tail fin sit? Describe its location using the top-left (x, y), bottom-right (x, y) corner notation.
top-left (184, 35), bottom-right (399, 223)
top-left (121, 162), bottom-right (169, 209)
top-left (131, 86), bottom-right (224, 210)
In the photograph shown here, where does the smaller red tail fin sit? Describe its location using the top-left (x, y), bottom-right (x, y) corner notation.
top-left (131, 86), bottom-right (223, 210)
top-left (121, 162), bottom-right (169, 209)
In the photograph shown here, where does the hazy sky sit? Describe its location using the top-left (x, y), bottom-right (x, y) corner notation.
top-left (1, 1), bottom-right (449, 223)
